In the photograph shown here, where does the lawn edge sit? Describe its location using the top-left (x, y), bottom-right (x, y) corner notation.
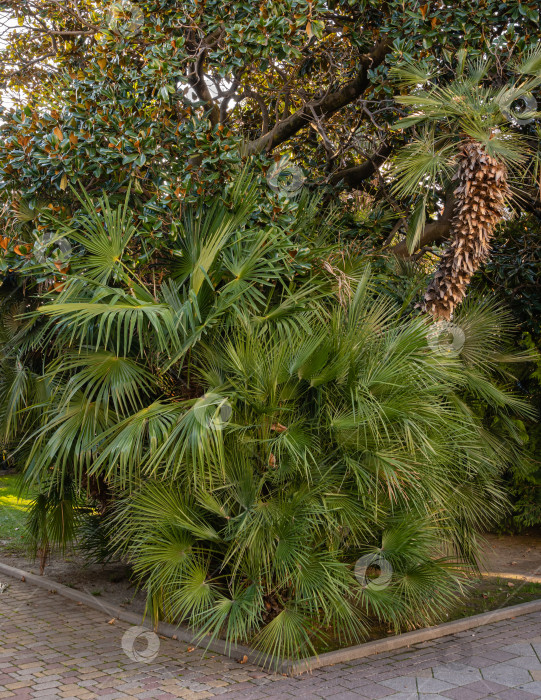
top-left (1, 559), bottom-right (540, 676)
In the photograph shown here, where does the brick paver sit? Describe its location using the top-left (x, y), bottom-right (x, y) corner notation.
top-left (1, 579), bottom-right (540, 699)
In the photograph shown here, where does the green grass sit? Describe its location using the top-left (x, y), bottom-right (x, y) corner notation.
top-left (0, 473), bottom-right (32, 553)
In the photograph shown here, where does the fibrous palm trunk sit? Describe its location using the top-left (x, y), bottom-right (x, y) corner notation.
top-left (423, 140), bottom-right (510, 320)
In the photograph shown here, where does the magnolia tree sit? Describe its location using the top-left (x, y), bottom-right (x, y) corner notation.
top-left (0, 0), bottom-right (540, 313)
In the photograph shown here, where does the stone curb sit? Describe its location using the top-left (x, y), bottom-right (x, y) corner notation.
top-left (1, 560), bottom-right (541, 676)
top-left (290, 597), bottom-right (541, 675)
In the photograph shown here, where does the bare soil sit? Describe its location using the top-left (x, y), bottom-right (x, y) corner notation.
top-left (0, 550), bottom-right (148, 617)
top-left (479, 530), bottom-right (541, 577)
top-left (1, 530), bottom-right (540, 626)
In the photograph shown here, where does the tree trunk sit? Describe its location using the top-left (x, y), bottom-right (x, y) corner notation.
top-left (423, 140), bottom-right (510, 320)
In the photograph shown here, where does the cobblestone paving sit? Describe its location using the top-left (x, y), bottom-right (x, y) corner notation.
top-left (1, 579), bottom-right (541, 699)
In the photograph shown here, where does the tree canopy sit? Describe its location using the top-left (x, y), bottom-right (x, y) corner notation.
top-left (1, 0), bottom-right (540, 275)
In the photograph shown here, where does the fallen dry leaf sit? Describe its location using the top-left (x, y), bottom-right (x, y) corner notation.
top-left (238, 655), bottom-right (249, 664)
top-left (107, 618), bottom-right (116, 624)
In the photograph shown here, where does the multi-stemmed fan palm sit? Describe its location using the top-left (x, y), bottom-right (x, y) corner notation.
top-left (392, 50), bottom-right (541, 319)
top-left (0, 173), bottom-right (534, 665)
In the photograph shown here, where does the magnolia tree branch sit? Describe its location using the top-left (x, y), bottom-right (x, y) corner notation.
top-left (328, 143), bottom-right (393, 189)
top-left (243, 38), bottom-right (391, 155)
top-left (188, 48), bottom-right (220, 127)
top-left (390, 193), bottom-right (456, 258)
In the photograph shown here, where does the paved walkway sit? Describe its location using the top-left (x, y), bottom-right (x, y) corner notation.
top-left (1, 579), bottom-right (541, 699)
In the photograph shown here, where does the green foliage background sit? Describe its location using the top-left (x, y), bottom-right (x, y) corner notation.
top-left (0, 0), bottom-right (540, 664)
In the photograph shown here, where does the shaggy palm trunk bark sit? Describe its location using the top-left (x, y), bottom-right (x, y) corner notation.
top-left (423, 140), bottom-right (510, 320)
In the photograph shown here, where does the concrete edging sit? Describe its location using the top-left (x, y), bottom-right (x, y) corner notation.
top-left (289, 597), bottom-right (541, 674)
top-left (1, 560), bottom-right (541, 676)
